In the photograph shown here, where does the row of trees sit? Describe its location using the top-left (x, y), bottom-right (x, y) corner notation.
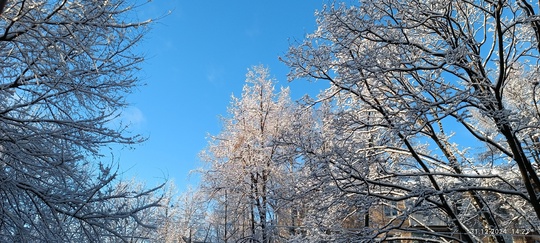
top-left (4, 0), bottom-right (540, 242)
top-left (186, 0), bottom-right (540, 242)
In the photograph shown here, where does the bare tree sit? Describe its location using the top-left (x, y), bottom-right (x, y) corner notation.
top-left (284, 0), bottom-right (540, 242)
top-left (0, 0), bottom-right (162, 241)
top-left (200, 66), bottom-right (303, 243)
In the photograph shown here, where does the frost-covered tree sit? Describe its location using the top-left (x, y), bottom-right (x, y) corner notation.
top-left (152, 185), bottom-right (211, 243)
top-left (0, 1), bottom-right (161, 241)
top-left (284, 0), bottom-right (540, 242)
top-left (200, 66), bottom-right (304, 243)
top-left (88, 180), bottom-right (164, 243)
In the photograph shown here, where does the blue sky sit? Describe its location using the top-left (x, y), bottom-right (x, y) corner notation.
top-left (115, 1), bottom-right (328, 191)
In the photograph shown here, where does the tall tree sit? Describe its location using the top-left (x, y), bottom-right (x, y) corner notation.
top-left (201, 66), bottom-right (302, 243)
top-left (285, 0), bottom-right (540, 242)
top-left (0, 1), bottom-right (161, 241)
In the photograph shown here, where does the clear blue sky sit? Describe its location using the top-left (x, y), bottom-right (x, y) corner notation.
top-left (115, 1), bottom-right (328, 191)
